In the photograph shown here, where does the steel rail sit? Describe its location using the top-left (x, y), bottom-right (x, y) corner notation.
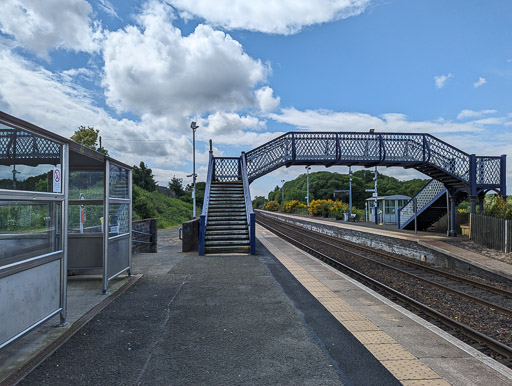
top-left (258, 216), bottom-right (512, 315)
top-left (257, 217), bottom-right (512, 360)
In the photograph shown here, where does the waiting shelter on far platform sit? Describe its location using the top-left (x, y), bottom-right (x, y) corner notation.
top-left (365, 195), bottom-right (411, 224)
top-left (0, 112), bottom-right (132, 350)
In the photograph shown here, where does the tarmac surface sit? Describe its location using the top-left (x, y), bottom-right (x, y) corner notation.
top-left (18, 227), bottom-right (399, 385)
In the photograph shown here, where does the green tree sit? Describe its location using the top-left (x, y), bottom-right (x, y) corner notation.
top-left (132, 161), bottom-right (156, 192)
top-left (169, 176), bottom-right (184, 197)
top-left (71, 126), bottom-right (108, 155)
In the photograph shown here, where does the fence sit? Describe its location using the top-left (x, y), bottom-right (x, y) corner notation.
top-left (470, 213), bottom-right (511, 253)
top-left (132, 219), bottom-right (157, 253)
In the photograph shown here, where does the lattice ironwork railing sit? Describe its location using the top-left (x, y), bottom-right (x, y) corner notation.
top-left (246, 135), bottom-right (292, 178)
top-left (244, 132), bottom-right (494, 188)
top-left (476, 157), bottom-right (501, 185)
top-left (0, 129), bottom-right (61, 165)
top-left (399, 179), bottom-right (446, 228)
top-left (213, 157), bottom-right (241, 182)
top-left (426, 136), bottom-right (470, 182)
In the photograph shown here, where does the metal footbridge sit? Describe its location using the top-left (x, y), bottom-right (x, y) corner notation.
top-left (199, 131), bottom-right (506, 254)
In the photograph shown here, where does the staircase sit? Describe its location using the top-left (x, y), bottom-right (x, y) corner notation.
top-left (204, 182), bottom-right (250, 254)
top-left (399, 179), bottom-right (466, 231)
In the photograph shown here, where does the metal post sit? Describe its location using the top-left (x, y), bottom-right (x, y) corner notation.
top-left (60, 143), bottom-right (69, 326)
top-left (374, 166), bottom-right (378, 224)
top-left (469, 195), bottom-right (477, 214)
top-left (306, 166), bottom-right (310, 207)
top-left (449, 194), bottom-right (457, 237)
top-left (505, 220), bottom-right (509, 254)
top-left (103, 159), bottom-right (110, 294)
top-left (446, 191), bottom-right (450, 236)
top-left (349, 166), bottom-right (353, 216)
top-left (191, 122), bottom-right (199, 219)
top-left (479, 195), bottom-right (485, 214)
top-left (414, 198), bottom-right (418, 234)
top-left (128, 168), bottom-right (133, 276)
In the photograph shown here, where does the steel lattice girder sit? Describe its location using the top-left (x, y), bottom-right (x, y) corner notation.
top-left (0, 129), bottom-right (61, 166)
top-left (243, 132), bottom-right (505, 194)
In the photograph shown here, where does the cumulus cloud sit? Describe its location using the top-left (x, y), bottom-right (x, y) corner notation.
top-left (473, 77), bottom-right (486, 88)
top-left (168, 0), bottom-right (370, 35)
top-left (457, 109), bottom-right (497, 120)
top-left (255, 86), bottom-right (280, 112)
top-left (0, 0), bottom-right (102, 58)
top-left (102, 0), bottom-right (268, 122)
top-left (434, 73), bottom-right (453, 88)
top-left (199, 111), bottom-right (265, 135)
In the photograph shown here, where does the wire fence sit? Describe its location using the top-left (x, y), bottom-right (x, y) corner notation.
top-left (470, 213), bottom-right (511, 253)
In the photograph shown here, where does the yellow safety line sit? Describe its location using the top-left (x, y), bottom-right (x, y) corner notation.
top-left (258, 229), bottom-right (449, 385)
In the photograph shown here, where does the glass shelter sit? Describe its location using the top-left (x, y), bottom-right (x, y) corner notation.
top-left (0, 112), bottom-right (132, 349)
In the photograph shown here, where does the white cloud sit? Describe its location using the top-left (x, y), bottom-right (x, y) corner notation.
top-left (0, 0), bottom-right (102, 58)
top-left (434, 73), bottom-right (453, 88)
top-left (95, 0), bottom-right (119, 19)
top-left (168, 0), bottom-right (370, 35)
top-left (473, 77), bottom-right (486, 88)
top-left (255, 86), bottom-right (280, 112)
top-left (457, 109), bottom-right (497, 120)
top-left (102, 1), bottom-right (268, 122)
top-left (269, 106), bottom-right (512, 136)
top-left (199, 111), bottom-right (265, 135)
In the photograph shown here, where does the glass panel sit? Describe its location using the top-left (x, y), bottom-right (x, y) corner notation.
top-left (0, 124), bottom-right (62, 192)
top-left (108, 203), bottom-right (129, 236)
top-left (69, 171), bottom-right (104, 200)
top-left (0, 200), bottom-right (62, 265)
top-left (68, 204), bottom-right (103, 234)
top-left (109, 164), bottom-right (129, 199)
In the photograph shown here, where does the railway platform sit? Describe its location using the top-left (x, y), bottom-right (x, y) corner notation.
top-left (2, 225), bottom-right (512, 385)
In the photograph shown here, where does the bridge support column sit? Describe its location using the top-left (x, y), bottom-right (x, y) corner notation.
top-left (469, 195), bottom-right (477, 214)
top-left (479, 195), bottom-right (485, 214)
top-left (448, 195), bottom-right (457, 237)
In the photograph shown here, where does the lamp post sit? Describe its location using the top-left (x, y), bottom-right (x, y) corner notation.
top-left (190, 121), bottom-right (199, 218)
top-left (281, 179), bottom-right (285, 204)
top-left (348, 166), bottom-right (352, 216)
top-left (305, 166), bottom-right (311, 207)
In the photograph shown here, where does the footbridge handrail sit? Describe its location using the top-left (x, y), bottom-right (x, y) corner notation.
top-left (244, 132), bottom-right (504, 193)
top-left (241, 152), bottom-right (256, 254)
top-left (199, 151), bottom-right (214, 255)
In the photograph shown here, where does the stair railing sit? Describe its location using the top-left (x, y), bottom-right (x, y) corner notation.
top-left (241, 152), bottom-right (256, 254)
top-left (398, 179), bottom-right (446, 229)
top-left (199, 151), bottom-right (214, 255)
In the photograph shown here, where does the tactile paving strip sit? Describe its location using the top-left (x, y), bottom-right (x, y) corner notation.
top-left (258, 229), bottom-right (449, 385)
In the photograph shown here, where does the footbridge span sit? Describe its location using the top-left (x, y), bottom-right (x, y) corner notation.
top-left (199, 131), bottom-right (506, 255)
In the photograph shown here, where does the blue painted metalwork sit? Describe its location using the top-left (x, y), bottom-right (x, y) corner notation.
top-left (241, 152), bottom-right (256, 254)
top-left (244, 131), bottom-right (505, 193)
top-left (203, 131), bottom-right (506, 239)
top-left (398, 179), bottom-right (447, 229)
top-left (199, 151), bottom-right (214, 255)
top-left (0, 128), bottom-right (61, 166)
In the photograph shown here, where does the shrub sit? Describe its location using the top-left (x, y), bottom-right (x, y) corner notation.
top-left (264, 200), bottom-right (280, 211)
top-left (484, 195), bottom-right (512, 220)
top-left (283, 200), bottom-right (306, 213)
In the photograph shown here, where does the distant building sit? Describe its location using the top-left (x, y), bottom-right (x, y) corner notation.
top-left (365, 195), bottom-right (411, 224)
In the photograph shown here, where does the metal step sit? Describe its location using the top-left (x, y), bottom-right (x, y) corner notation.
top-left (208, 215), bottom-right (246, 220)
top-left (207, 220), bottom-right (247, 226)
top-left (205, 239), bottom-right (250, 246)
top-left (205, 234), bottom-right (249, 241)
top-left (206, 229), bottom-right (248, 235)
top-left (205, 245), bottom-right (250, 254)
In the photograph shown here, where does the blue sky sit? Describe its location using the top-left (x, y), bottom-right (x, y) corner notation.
top-left (0, 0), bottom-right (511, 197)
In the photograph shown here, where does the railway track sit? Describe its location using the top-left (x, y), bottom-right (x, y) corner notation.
top-left (257, 214), bottom-right (512, 364)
